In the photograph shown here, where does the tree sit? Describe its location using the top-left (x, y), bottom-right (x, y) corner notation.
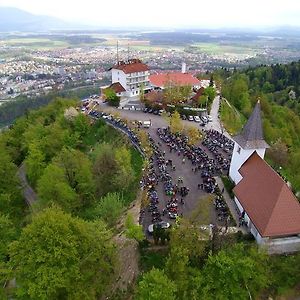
top-left (165, 246), bottom-right (190, 299)
top-left (163, 81), bottom-right (192, 104)
top-left (104, 88), bottom-right (120, 107)
top-left (136, 130), bottom-right (153, 157)
top-left (54, 148), bottom-right (96, 207)
top-left (135, 268), bottom-right (176, 300)
top-left (267, 139), bottom-right (288, 167)
top-left (169, 111), bottom-right (183, 134)
top-left (25, 142), bottom-right (46, 186)
top-left (37, 164), bottom-right (79, 212)
top-left (168, 219), bottom-right (208, 267)
top-left (0, 147), bottom-right (24, 221)
top-left (93, 143), bottom-right (118, 196)
top-left (88, 193), bottom-right (124, 226)
top-left (114, 146), bottom-right (134, 190)
top-left (204, 86), bottom-right (216, 103)
top-left (185, 126), bottom-right (202, 145)
top-left (9, 207), bottom-right (116, 300)
top-left (198, 95), bottom-right (208, 108)
top-left (73, 113), bottom-right (90, 138)
top-left (0, 214), bottom-right (16, 262)
top-left (125, 213), bottom-right (144, 242)
top-left (201, 244), bottom-right (269, 300)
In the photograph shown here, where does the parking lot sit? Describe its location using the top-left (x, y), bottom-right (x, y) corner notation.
top-left (93, 97), bottom-right (235, 236)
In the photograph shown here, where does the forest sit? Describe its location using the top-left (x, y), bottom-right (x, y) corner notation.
top-left (217, 61), bottom-right (300, 193)
top-left (0, 98), bottom-right (144, 299)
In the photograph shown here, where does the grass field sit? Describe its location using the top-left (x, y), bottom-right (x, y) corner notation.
top-left (191, 42), bottom-right (258, 56)
top-left (0, 38), bottom-right (69, 49)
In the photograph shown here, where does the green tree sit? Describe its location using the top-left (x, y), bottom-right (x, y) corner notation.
top-left (169, 111), bottom-right (183, 134)
top-left (87, 193), bottom-right (124, 226)
top-left (204, 86), bottom-right (216, 101)
top-left (125, 213), bottom-right (144, 242)
top-left (54, 148), bottom-right (96, 206)
top-left (198, 95), bottom-right (208, 108)
top-left (0, 214), bottom-right (16, 262)
top-left (0, 147), bottom-right (24, 221)
top-left (185, 126), bottom-right (202, 145)
top-left (169, 219), bottom-right (207, 267)
top-left (104, 88), bottom-right (120, 107)
top-left (201, 244), bottom-right (269, 300)
top-left (165, 246), bottom-right (190, 299)
top-left (24, 142), bottom-right (46, 186)
top-left (37, 164), bottom-right (79, 212)
top-left (73, 114), bottom-right (90, 138)
top-left (114, 146), bottom-right (134, 190)
top-left (135, 268), bottom-right (176, 300)
top-left (93, 143), bottom-right (118, 196)
top-left (9, 207), bottom-right (116, 300)
top-left (42, 122), bottom-right (69, 161)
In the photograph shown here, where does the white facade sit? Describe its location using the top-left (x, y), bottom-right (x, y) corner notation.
top-left (229, 142), bottom-right (266, 184)
top-left (111, 69), bottom-right (151, 98)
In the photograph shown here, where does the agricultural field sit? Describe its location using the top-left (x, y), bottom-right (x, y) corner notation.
top-left (191, 42), bottom-right (259, 56)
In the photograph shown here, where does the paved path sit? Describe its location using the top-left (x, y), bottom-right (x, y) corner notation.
top-left (18, 163), bottom-right (37, 207)
top-left (206, 95), bottom-right (232, 140)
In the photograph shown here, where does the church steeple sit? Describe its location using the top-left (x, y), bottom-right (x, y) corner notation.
top-left (233, 100), bottom-right (269, 149)
top-left (229, 100), bottom-right (269, 184)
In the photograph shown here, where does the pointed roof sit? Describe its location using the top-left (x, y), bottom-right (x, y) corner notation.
top-left (233, 100), bottom-right (269, 149)
top-left (234, 152), bottom-right (300, 237)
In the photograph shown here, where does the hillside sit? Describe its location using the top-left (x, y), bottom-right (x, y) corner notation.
top-left (0, 7), bottom-right (68, 31)
top-left (217, 61), bottom-right (300, 193)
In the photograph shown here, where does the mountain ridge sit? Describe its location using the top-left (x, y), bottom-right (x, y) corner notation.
top-left (0, 7), bottom-right (70, 31)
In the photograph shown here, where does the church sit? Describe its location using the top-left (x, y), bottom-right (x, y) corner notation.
top-left (229, 101), bottom-right (300, 254)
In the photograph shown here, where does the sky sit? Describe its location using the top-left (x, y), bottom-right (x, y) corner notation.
top-left (0, 0), bottom-right (300, 29)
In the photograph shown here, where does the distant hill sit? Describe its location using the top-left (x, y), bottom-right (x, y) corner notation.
top-left (0, 7), bottom-right (69, 31)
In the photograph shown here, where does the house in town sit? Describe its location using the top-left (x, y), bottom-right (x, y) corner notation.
top-left (229, 101), bottom-right (300, 254)
top-left (109, 59), bottom-right (151, 99)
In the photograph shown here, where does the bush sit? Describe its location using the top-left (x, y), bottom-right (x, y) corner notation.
top-left (221, 175), bottom-right (235, 198)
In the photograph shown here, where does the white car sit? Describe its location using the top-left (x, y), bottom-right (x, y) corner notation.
top-left (194, 116), bottom-right (201, 122)
top-left (207, 115), bottom-right (213, 122)
top-left (188, 115), bottom-right (194, 121)
top-left (201, 116), bottom-right (208, 123)
top-left (148, 221), bottom-right (170, 233)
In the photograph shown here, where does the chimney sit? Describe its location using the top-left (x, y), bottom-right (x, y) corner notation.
top-left (181, 62), bottom-right (187, 73)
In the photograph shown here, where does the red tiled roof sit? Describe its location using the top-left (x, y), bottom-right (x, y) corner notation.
top-left (108, 82), bottom-right (126, 93)
top-left (149, 73), bottom-right (200, 88)
top-left (233, 152), bottom-right (300, 237)
top-left (111, 59), bottom-right (149, 74)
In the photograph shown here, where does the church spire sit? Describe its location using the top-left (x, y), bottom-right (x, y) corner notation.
top-left (233, 100), bottom-right (269, 149)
